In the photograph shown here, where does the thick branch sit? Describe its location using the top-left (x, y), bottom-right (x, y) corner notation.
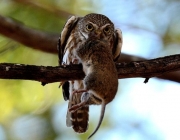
top-left (0, 15), bottom-right (180, 83)
top-left (116, 54), bottom-right (180, 78)
top-left (0, 54), bottom-right (179, 84)
top-left (0, 15), bottom-right (59, 53)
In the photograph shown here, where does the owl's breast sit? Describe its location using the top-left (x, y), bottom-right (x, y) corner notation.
top-left (62, 33), bottom-right (85, 65)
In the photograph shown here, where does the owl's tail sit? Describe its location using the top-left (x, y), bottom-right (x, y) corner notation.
top-left (66, 93), bottom-right (89, 133)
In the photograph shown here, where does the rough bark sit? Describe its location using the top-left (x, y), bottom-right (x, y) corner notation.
top-left (0, 54), bottom-right (179, 84)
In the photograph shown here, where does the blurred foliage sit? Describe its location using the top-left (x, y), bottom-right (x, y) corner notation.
top-left (0, 0), bottom-right (180, 140)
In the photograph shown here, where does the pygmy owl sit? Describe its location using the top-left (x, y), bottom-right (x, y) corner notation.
top-left (58, 13), bottom-right (122, 134)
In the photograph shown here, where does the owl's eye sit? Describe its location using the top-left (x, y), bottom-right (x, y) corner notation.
top-left (86, 24), bottom-right (93, 31)
top-left (104, 26), bottom-right (110, 33)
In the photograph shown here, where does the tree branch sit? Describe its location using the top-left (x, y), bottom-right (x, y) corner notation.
top-left (0, 54), bottom-right (179, 84)
top-left (116, 54), bottom-right (180, 78)
top-left (0, 15), bottom-right (59, 53)
top-left (0, 15), bottom-right (180, 83)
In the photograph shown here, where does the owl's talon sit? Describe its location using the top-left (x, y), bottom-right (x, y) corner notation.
top-left (69, 100), bottom-right (87, 113)
top-left (72, 89), bottom-right (88, 94)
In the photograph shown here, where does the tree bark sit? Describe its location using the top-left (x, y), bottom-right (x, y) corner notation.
top-left (0, 54), bottom-right (179, 84)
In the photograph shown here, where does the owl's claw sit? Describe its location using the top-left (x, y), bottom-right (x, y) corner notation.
top-left (69, 90), bottom-right (89, 113)
top-left (69, 100), bottom-right (87, 113)
top-left (72, 89), bottom-right (88, 94)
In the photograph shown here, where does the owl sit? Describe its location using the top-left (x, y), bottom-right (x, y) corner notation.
top-left (58, 13), bottom-right (122, 134)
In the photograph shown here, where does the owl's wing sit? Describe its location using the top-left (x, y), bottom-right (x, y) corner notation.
top-left (58, 16), bottom-right (80, 101)
top-left (58, 16), bottom-right (89, 133)
top-left (112, 29), bottom-right (123, 61)
top-left (58, 15), bottom-right (80, 65)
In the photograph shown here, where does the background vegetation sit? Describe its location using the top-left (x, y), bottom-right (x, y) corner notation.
top-left (0, 0), bottom-right (180, 140)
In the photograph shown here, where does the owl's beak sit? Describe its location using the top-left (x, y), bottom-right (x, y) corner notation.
top-left (95, 30), bottom-right (101, 39)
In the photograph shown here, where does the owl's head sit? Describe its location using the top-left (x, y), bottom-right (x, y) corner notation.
top-left (78, 13), bottom-right (115, 42)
